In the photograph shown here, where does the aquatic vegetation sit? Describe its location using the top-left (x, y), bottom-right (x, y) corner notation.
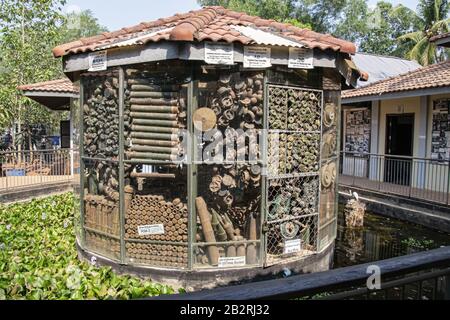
top-left (0, 193), bottom-right (174, 300)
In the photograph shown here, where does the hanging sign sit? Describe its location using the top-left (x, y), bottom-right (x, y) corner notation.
top-left (243, 46), bottom-right (272, 68)
top-left (88, 50), bottom-right (107, 72)
top-left (288, 47), bottom-right (314, 69)
top-left (284, 239), bottom-right (302, 254)
top-left (204, 42), bottom-right (234, 65)
top-left (137, 224), bottom-right (165, 236)
top-left (218, 256), bottom-right (246, 268)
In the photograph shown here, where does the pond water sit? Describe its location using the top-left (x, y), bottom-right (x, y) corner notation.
top-left (333, 206), bottom-right (450, 269)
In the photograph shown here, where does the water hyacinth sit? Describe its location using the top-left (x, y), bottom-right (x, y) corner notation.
top-left (0, 193), bottom-right (175, 300)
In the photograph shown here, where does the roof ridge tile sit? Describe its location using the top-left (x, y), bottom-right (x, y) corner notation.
top-left (52, 6), bottom-right (356, 57)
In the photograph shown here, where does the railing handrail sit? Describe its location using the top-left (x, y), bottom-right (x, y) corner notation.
top-left (341, 151), bottom-right (450, 162)
top-left (149, 246), bottom-right (450, 300)
top-left (0, 148), bottom-right (71, 155)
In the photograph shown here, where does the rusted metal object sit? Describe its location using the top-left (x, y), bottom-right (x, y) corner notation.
top-left (193, 107), bottom-right (217, 131)
top-left (130, 105), bottom-right (179, 113)
top-left (195, 197), bottom-right (220, 266)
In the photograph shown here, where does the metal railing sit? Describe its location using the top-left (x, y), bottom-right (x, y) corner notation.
top-left (151, 246), bottom-right (450, 300)
top-left (339, 152), bottom-right (450, 205)
top-left (0, 149), bottom-right (73, 192)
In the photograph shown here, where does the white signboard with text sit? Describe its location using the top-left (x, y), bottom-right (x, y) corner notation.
top-left (288, 47), bottom-right (314, 69)
top-left (204, 42), bottom-right (234, 65)
top-left (218, 256), bottom-right (246, 268)
top-left (284, 239), bottom-right (302, 254)
top-left (88, 51), bottom-right (107, 72)
top-left (243, 46), bottom-right (272, 68)
top-left (137, 224), bottom-right (165, 236)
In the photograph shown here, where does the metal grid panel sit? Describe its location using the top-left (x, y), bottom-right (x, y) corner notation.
top-left (266, 84), bottom-right (323, 266)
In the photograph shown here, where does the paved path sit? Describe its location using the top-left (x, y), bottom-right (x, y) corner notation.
top-left (340, 175), bottom-right (449, 205)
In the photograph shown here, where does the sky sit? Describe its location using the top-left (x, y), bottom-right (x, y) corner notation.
top-left (64, 0), bottom-right (420, 32)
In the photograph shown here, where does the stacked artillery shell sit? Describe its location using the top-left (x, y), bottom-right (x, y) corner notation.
top-left (85, 230), bottom-right (121, 258)
top-left (210, 72), bottom-right (264, 130)
top-left (266, 85), bottom-right (324, 259)
top-left (268, 86), bottom-right (322, 176)
top-left (84, 194), bottom-right (120, 236)
top-left (196, 73), bottom-right (265, 261)
top-left (268, 86), bottom-right (288, 130)
top-left (124, 70), bottom-right (186, 162)
top-left (86, 161), bottom-right (120, 201)
top-left (268, 177), bottom-right (320, 221)
top-left (287, 89), bottom-right (321, 132)
top-left (125, 195), bottom-right (188, 243)
top-left (126, 243), bottom-right (188, 268)
top-left (286, 133), bottom-right (320, 174)
top-left (83, 75), bottom-right (120, 159)
top-left (124, 193), bottom-right (188, 268)
top-left (320, 101), bottom-right (338, 222)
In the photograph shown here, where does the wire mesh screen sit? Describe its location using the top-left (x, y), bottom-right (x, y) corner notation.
top-left (266, 85), bottom-right (323, 266)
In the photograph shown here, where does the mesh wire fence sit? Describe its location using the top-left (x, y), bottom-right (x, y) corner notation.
top-left (266, 85), bottom-right (323, 265)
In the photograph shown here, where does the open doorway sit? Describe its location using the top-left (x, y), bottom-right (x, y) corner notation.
top-left (384, 114), bottom-right (414, 186)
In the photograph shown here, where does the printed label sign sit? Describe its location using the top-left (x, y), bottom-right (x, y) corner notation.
top-left (284, 239), bottom-right (302, 254)
top-left (137, 224), bottom-right (165, 236)
top-left (243, 46), bottom-right (271, 68)
top-left (205, 42), bottom-right (234, 65)
top-left (288, 47), bottom-right (314, 69)
top-left (88, 51), bottom-right (107, 72)
top-left (218, 256), bottom-right (246, 268)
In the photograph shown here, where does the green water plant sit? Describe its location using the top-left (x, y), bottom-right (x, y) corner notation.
top-left (401, 237), bottom-right (435, 250)
top-left (0, 193), bottom-right (175, 300)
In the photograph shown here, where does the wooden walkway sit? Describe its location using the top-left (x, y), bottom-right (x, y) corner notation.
top-left (339, 175), bottom-right (449, 205)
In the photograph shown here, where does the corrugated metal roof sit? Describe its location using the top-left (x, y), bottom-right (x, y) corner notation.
top-left (231, 25), bottom-right (305, 48)
top-left (352, 53), bottom-right (421, 88)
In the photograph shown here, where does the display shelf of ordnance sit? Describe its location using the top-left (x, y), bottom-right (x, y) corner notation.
top-left (63, 7), bottom-right (361, 287)
top-left (75, 60), bottom-right (344, 287)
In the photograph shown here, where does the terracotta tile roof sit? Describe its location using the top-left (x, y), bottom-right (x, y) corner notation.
top-left (17, 78), bottom-right (79, 94)
top-left (342, 61), bottom-right (450, 100)
top-left (52, 6), bottom-right (356, 58)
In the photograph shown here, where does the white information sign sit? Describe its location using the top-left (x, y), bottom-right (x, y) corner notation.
top-left (218, 256), bottom-right (246, 268)
top-left (88, 51), bottom-right (107, 72)
top-left (284, 239), bottom-right (302, 254)
top-left (137, 224), bottom-right (165, 236)
top-left (204, 42), bottom-right (234, 65)
top-left (288, 47), bottom-right (314, 69)
top-left (243, 46), bottom-right (271, 68)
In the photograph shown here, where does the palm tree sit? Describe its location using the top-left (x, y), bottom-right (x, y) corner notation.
top-left (399, 0), bottom-right (450, 65)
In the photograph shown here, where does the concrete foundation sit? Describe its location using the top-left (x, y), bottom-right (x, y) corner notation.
top-left (77, 240), bottom-right (335, 291)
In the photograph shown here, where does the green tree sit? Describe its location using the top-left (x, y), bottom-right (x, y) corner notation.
top-left (293, 0), bottom-right (347, 34)
top-left (0, 2), bottom-right (107, 144)
top-left (399, 0), bottom-right (450, 65)
top-left (333, 0), bottom-right (369, 44)
top-left (359, 2), bottom-right (421, 57)
top-left (0, 0), bottom-right (67, 135)
top-left (198, 0), bottom-right (310, 28)
top-left (60, 9), bottom-right (108, 44)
